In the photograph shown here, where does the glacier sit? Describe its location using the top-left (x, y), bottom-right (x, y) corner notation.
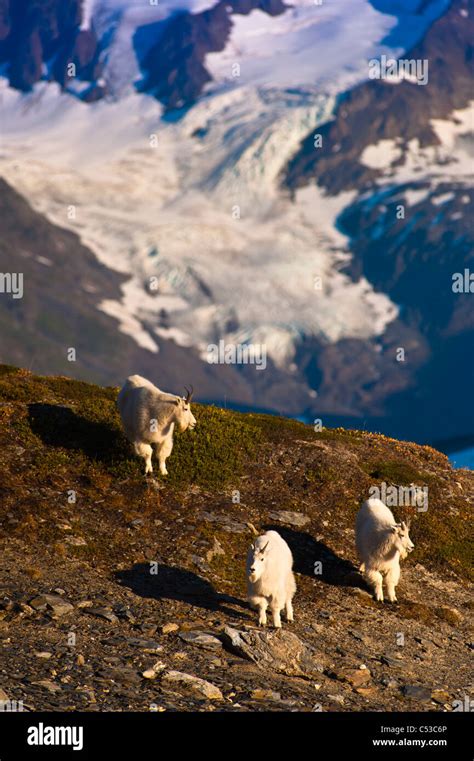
top-left (0, 0), bottom-right (435, 368)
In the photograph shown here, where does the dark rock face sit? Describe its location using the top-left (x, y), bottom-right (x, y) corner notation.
top-left (136, 0), bottom-right (289, 110)
top-left (339, 184), bottom-right (474, 335)
top-left (0, 0), bottom-right (104, 97)
top-left (330, 181), bottom-right (474, 443)
top-left (284, 0), bottom-right (473, 195)
top-left (0, 0), bottom-right (289, 107)
top-left (282, 0), bottom-right (474, 444)
top-left (137, 4), bottom-right (232, 111)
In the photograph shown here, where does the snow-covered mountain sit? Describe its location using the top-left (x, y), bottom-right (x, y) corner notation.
top-left (0, 0), bottom-right (472, 445)
top-left (284, 0), bottom-right (474, 444)
top-left (0, 1), bottom-right (450, 103)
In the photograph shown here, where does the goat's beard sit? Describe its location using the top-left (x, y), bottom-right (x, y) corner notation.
top-left (399, 547), bottom-right (408, 560)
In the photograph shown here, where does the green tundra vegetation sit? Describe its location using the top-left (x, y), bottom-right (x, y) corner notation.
top-left (0, 364), bottom-right (471, 589)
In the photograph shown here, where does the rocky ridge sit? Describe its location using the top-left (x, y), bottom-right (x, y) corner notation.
top-left (0, 365), bottom-right (472, 712)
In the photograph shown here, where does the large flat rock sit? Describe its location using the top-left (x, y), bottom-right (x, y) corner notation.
top-left (222, 626), bottom-right (326, 678)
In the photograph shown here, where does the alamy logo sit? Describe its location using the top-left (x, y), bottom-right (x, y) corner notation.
top-left (452, 695), bottom-right (473, 712)
top-left (27, 722), bottom-right (84, 751)
top-left (206, 340), bottom-right (267, 370)
top-left (369, 55), bottom-right (428, 86)
top-left (452, 269), bottom-right (474, 293)
top-left (0, 699), bottom-right (23, 711)
top-left (368, 482), bottom-right (428, 512)
top-left (0, 272), bottom-right (23, 299)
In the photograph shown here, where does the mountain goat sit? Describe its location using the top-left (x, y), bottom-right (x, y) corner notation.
top-left (117, 375), bottom-right (196, 476)
top-left (246, 530), bottom-right (296, 628)
top-left (356, 498), bottom-right (414, 602)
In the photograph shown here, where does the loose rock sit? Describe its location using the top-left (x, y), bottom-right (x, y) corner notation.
top-left (222, 626), bottom-right (326, 678)
top-left (401, 685), bottom-right (432, 701)
top-left (29, 594), bottom-right (74, 618)
top-left (32, 680), bottom-right (62, 693)
top-left (431, 690), bottom-right (451, 704)
top-left (268, 511), bottom-right (310, 527)
top-left (251, 689), bottom-right (282, 701)
top-left (84, 607), bottom-right (119, 624)
top-left (162, 623), bottom-right (179, 634)
top-left (332, 667), bottom-right (371, 688)
top-left (179, 631), bottom-right (222, 650)
top-left (161, 670), bottom-right (224, 700)
top-left (142, 662), bottom-right (166, 680)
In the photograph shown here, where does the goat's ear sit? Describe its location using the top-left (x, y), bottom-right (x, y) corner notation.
top-left (390, 524), bottom-right (399, 533)
top-left (173, 399), bottom-right (181, 406)
top-left (250, 543), bottom-right (255, 551)
top-left (401, 521), bottom-right (408, 531)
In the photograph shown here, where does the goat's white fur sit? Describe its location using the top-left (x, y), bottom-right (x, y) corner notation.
top-left (246, 530), bottom-right (296, 628)
top-left (117, 375), bottom-right (196, 476)
top-left (356, 498), bottom-right (414, 602)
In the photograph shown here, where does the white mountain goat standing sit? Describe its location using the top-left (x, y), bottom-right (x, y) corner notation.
top-left (246, 530), bottom-right (296, 628)
top-left (117, 375), bottom-right (196, 476)
top-left (355, 498), bottom-right (414, 602)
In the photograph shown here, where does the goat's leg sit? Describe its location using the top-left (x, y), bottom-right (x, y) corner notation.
top-left (134, 442), bottom-right (153, 475)
top-left (285, 597), bottom-right (294, 623)
top-left (366, 569), bottom-right (384, 602)
top-left (156, 435), bottom-right (173, 476)
top-left (256, 598), bottom-right (268, 627)
top-left (270, 597), bottom-right (283, 629)
top-left (385, 562), bottom-right (400, 603)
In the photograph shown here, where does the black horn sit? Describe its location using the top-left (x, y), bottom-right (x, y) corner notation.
top-left (183, 385), bottom-right (194, 403)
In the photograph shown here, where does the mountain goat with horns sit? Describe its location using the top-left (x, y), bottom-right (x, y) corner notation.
top-left (117, 375), bottom-right (196, 476)
top-left (246, 530), bottom-right (296, 628)
top-left (356, 498), bottom-right (414, 603)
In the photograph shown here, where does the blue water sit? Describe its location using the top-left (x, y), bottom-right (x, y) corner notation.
top-left (448, 447), bottom-right (474, 470)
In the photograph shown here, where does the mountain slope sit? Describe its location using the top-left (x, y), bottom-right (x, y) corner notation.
top-left (0, 0), bottom-right (471, 447)
top-left (0, 177), bottom-right (299, 407)
top-left (0, 0), bottom-right (448, 105)
top-left (282, 0), bottom-right (474, 443)
top-left (0, 365), bottom-right (472, 712)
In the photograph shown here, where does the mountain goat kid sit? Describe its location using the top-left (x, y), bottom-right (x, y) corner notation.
top-left (356, 498), bottom-right (414, 603)
top-left (246, 530), bottom-right (296, 628)
top-left (117, 375), bottom-right (196, 476)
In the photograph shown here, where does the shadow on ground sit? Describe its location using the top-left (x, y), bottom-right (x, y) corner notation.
top-left (115, 563), bottom-right (250, 620)
top-left (28, 403), bottom-right (127, 464)
top-left (264, 524), bottom-right (367, 589)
